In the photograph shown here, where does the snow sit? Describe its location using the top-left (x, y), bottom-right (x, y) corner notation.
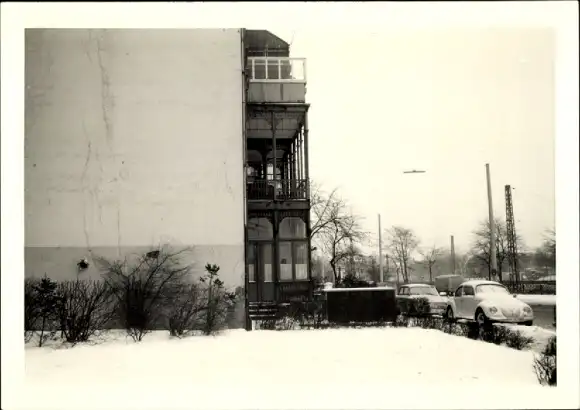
top-left (515, 294), bottom-right (557, 306)
top-left (22, 327), bottom-right (565, 409)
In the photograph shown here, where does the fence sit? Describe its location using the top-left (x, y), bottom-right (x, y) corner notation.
top-left (505, 280), bottom-right (556, 295)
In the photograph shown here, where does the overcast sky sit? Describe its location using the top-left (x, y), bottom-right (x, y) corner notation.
top-left (275, 27), bottom-right (555, 253)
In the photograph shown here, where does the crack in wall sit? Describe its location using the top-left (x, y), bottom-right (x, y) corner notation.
top-left (93, 29), bottom-right (120, 249)
top-left (95, 31), bottom-right (114, 149)
top-left (80, 120), bottom-right (93, 254)
top-left (223, 161), bottom-right (234, 198)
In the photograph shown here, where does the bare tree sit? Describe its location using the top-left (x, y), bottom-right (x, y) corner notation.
top-left (541, 228), bottom-right (556, 265)
top-left (319, 210), bottom-right (366, 284)
top-left (311, 184), bottom-right (367, 284)
top-left (470, 217), bottom-right (525, 282)
top-left (533, 228), bottom-right (556, 275)
top-left (310, 183), bottom-right (341, 242)
top-left (386, 226), bottom-right (420, 284)
top-left (420, 245), bottom-right (444, 283)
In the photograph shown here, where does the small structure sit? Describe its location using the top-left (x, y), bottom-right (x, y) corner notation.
top-left (322, 287), bottom-right (397, 324)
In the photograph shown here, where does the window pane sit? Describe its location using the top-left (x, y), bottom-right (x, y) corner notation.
top-left (279, 217), bottom-right (306, 239)
top-left (253, 59), bottom-right (266, 80)
top-left (279, 242), bottom-right (293, 281)
top-left (247, 245), bottom-right (255, 282)
top-left (261, 244), bottom-right (273, 283)
top-left (248, 218), bottom-right (273, 240)
top-left (267, 60), bottom-right (280, 80)
top-left (295, 242), bottom-right (308, 280)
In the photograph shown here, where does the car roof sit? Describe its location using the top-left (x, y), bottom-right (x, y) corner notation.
top-left (400, 283), bottom-right (435, 288)
top-left (460, 280), bottom-right (504, 287)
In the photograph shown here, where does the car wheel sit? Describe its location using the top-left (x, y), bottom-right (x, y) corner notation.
top-left (475, 309), bottom-right (489, 340)
top-left (446, 307), bottom-right (455, 322)
top-left (523, 321), bottom-right (533, 326)
top-left (475, 309), bottom-right (488, 327)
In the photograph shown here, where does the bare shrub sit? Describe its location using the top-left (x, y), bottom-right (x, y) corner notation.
top-left (392, 315), bottom-right (410, 328)
top-left (197, 264), bottom-right (237, 335)
top-left (534, 336), bottom-right (557, 386)
top-left (481, 324), bottom-right (534, 350)
top-left (98, 247), bottom-right (193, 342)
top-left (167, 283), bottom-right (205, 337)
top-left (55, 280), bottom-right (116, 344)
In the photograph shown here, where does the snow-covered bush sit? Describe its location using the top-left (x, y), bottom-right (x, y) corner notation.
top-left (55, 280), bottom-right (116, 343)
top-left (481, 324), bottom-right (534, 350)
top-left (399, 297), bottom-right (431, 317)
top-left (534, 336), bottom-right (557, 386)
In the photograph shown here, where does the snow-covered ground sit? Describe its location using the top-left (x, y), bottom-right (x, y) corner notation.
top-left (515, 294), bottom-right (556, 306)
top-left (23, 328), bottom-right (563, 409)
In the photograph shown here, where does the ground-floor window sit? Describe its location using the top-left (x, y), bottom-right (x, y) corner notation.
top-left (247, 242), bottom-right (273, 283)
top-left (279, 240), bottom-right (309, 281)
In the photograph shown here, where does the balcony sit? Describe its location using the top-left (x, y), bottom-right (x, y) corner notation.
top-left (247, 57), bottom-right (307, 104)
top-left (247, 179), bottom-right (309, 201)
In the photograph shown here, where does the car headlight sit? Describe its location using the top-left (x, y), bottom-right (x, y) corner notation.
top-left (488, 307), bottom-right (498, 314)
top-left (523, 307), bottom-right (532, 315)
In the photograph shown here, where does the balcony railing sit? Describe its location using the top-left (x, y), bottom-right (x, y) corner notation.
top-left (247, 179), bottom-right (309, 201)
top-left (247, 57), bottom-right (306, 83)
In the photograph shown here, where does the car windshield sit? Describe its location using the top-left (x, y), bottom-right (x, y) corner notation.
top-left (409, 286), bottom-right (438, 296)
top-left (476, 284), bottom-right (510, 295)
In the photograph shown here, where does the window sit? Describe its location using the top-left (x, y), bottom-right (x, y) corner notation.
top-left (463, 286), bottom-right (474, 296)
top-left (279, 217), bottom-right (307, 239)
top-left (253, 59), bottom-right (267, 80)
top-left (248, 218), bottom-right (273, 240)
top-left (261, 244), bottom-right (273, 282)
top-left (455, 287), bottom-right (463, 297)
top-left (247, 245), bottom-right (255, 283)
top-left (476, 284), bottom-right (510, 295)
top-left (409, 286), bottom-right (439, 296)
top-left (295, 242), bottom-right (308, 280)
top-left (279, 242), bottom-right (293, 281)
top-left (398, 287), bottom-right (408, 295)
top-left (278, 241), bottom-right (309, 281)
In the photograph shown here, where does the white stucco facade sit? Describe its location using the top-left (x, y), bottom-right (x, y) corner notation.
top-left (25, 29), bottom-right (246, 290)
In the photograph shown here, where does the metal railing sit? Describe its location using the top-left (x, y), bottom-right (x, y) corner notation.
top-left (247, 57), bottom-right (307, 83)
top-left (246, 179), bottom-right (309, 201)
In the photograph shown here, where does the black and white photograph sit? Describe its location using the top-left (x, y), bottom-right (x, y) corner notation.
top-left (1, 2), bottom-right (579, 409)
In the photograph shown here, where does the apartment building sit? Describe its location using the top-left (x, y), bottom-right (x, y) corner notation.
top-left (25, 28), bottom-right (312, 328)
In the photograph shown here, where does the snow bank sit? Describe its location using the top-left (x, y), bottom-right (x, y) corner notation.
top-left (23, 327), bottom-right (564, 409)
top-left (516, 294), bottom-right (557, 306)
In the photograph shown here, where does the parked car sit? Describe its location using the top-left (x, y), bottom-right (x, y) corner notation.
top-left (445, 280), bottom-right (534, 326)
top-left (396, 284), bottom-right (448, 316)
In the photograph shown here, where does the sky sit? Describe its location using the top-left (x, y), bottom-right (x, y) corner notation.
top-left (275, 27), bottom-right (555, 254)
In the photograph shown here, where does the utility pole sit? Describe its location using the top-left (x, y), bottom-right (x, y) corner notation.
top-left (505, 185), bottom-right (519, 289)
top-left (485, 164), bottom-right (498, 281)
top-left (378, 214), bottom-right (384, 283)
top-left (450, 235), bottom-right (456, 275)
